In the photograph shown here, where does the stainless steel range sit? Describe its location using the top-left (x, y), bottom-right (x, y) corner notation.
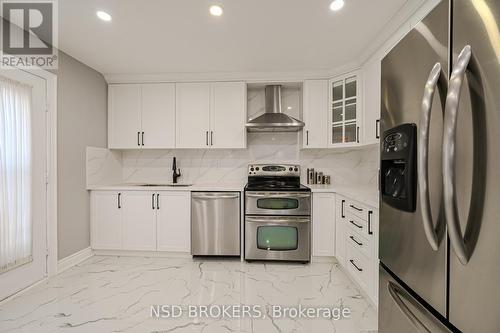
top-left (244, 164), bottom-right (311, 262)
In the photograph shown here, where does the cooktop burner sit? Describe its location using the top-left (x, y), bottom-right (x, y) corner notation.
top-left (245, 164), bottom-right (310, 192)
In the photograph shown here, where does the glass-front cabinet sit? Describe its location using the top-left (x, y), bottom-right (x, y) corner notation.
top-left (329, 73), bottom-right (361, 146)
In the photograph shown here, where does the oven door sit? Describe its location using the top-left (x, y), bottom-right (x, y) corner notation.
top-left (245, 192), bottom-right (311, 216)
top-left (245, 216), bottom-right (310, 262)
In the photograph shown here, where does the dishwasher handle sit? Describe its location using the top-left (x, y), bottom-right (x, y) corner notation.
top-left (192, 193), bottom-right (240, 200)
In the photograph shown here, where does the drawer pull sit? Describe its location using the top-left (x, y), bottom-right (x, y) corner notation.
top-left (350, 259), bottom-right (363, 272)
top-left (350, 204), bottom-right (363, 212)
top-left (350, 235), bottom-right (363, 246)
top-left (350, 220), bottom-right (363, 229)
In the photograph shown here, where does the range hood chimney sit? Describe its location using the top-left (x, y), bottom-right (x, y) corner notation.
top-left (245, 85), bottom-right (305, 132)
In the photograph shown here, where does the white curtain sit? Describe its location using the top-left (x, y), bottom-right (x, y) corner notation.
top-left (0, 75), bottom-right (33, 274)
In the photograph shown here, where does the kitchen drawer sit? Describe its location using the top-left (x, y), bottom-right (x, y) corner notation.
top-left (346, 242), bottom-right (371, 292)
top-left (346, 228), bottom-right (372, 259)
top-left (346, 213), bottom-right (367, 234)
top-left (346, 199), bottom-right (368, 220)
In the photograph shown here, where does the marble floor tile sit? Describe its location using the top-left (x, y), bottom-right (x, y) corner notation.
top-left (0, 256), bottom-right (377, 333)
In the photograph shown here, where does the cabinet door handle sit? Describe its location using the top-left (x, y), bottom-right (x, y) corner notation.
top-left (306, 130), bottom-right (309, 146)
top-left (141, 132), bottom-right (144, 146)
top-left (137, 132), bottom-right (140, 146)
top-left (206, 131), bottom-right (209, 146)
top-left (210, 131), bottom-right (213, 146)
top-left (368, 210), bottom-right (373, 235)
top-left (118, 193), bottom-right (121, 209)
top-left (350, 220), bottom-right (363, 229)
top-left (356, 126), bottom-right (360, 143)
top-left (350, 259), bottom-right (363, 272)
top-left (350, 204), bottom-right (363, 212)
top-left (152, 194), bottom-right (155, 209)
top-left (156, 194), bottom-right (160, 210)
top-left (350, 235), bottom-right (363, 246)
top-left (341, 199), bottom-right (345, 218)
top-left (376, 119), bottom-right (380, 139)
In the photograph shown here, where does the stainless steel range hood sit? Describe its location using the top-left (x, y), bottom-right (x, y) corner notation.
top-left (246, 85), bottom-right (305, 132)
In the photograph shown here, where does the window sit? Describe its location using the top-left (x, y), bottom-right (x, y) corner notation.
top-left (0, 76), bottom-right (33, 274)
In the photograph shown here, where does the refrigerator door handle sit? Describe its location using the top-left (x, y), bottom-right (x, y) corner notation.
top-left (443, 45), bottom-right (472, 265)
top-left (387, 281), bottom-right (433, 333)
top-left (418, 62), bottom-right (444, 251)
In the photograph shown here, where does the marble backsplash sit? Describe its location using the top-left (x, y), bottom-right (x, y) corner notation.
top-left (87, 86), bottom-right (379, 189)
top-left (119, 132), bottom-right (379, 187)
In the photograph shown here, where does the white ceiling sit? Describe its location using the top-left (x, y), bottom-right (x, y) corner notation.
top-left (59, 0), bottom-right (410, 76)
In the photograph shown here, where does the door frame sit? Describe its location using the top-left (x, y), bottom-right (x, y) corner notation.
top-left (1, 65), bottom-right (58, 280)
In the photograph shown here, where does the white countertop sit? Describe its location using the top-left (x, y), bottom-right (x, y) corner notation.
top-left (308, 184), bottom-right (379, 208)
top-left (87, 182), bottom-right (246, 192)
top-left (89, 182), bottom-right (379, 208)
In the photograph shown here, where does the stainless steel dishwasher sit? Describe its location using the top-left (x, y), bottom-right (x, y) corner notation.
top-left (191, 192), bottom-right (240, 256)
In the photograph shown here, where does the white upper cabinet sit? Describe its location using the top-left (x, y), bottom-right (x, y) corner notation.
top-left (303, 80), bottom-right (328, 148)
top-left (108, 84), bottom-right (141, 149)
top-left (176, 82), bottom-right (247, 149)
top-left (329, 71), bottom-right (362, 147)
top-left (362, 60), bottom-right (381, 145)
top-left (175, 83), bottom-right (211, 148)
top-left (108, 83), bottom-right (176, 149)
top-left (141, 84), bottom-right (176, 148)
top-left (210, 82), bottom-right (246, 149)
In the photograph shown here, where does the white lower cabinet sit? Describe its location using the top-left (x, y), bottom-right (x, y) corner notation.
top-left (91, 190), bottom-right (191, 253)
top-left (91, 191), bottom-right (123, 250)
top-left (337, 196), bottom-right (378, 304)
top-left (122, 192), bottom-right (157, 251)
top-left (312, 193), bottom-right (336, 256)
top-left (335, 196), bottom-right (347, 263)
top-left (157, 192), bottom-right (191, 252)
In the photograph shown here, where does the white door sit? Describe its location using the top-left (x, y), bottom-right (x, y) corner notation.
top-left (141, 83), bottom-right (176, 148)
top-left (210, 82), bottom-right (246, 148)
top-left (303, 80), bottom-right (328, 148)
top-left (157, 192), bottom-right (191, 252)
top-left (175, 83), bottom-right (210, 148)
top-left (312, 193), bottom-right (336, 256)
top-left (108, 84), bottom-right (141, 149)
top-left (0, 69), bottom-right (47, 301)
top-left (122, 191), bottom-right (157, 251)
top-left (91, 191), bottom-right (123, 250)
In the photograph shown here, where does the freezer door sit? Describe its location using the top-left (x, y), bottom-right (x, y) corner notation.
top-left (379, 265), bottom-right (452, 333)
top-left (447, 0), bottom-right (500, 332)
top-left (380, 0), bottom-right (448, 317)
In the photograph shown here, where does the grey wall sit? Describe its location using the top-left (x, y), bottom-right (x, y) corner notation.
top-left (56, 52), bottom-right (107, 259)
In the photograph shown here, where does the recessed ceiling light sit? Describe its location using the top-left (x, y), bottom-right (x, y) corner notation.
top-left (329, 0), bottom-right (345, 11)
top-left (96, 10), bottom-right (112, 22)
top-left (209, 5), bottom-right (223, 17)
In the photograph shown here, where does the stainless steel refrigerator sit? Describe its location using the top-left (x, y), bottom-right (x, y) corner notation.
top-left (379, 0), bottom-right (500, 332)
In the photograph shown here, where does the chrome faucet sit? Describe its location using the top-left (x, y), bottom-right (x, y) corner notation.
top-left (172, 157), bottom-right (181, 184)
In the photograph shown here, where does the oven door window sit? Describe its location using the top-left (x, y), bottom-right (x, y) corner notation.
top-left (256, 198), bottom-right (299, 210)
top-left (257, 226), bottom-right (298, 251)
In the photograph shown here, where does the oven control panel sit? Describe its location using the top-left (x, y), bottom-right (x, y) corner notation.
top-left (248, 164), bottom-right (300, 176)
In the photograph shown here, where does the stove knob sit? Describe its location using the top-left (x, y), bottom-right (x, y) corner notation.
top-left (289, 167), bottom-right (293, 171)
top-left (250, 167), bottom-right (254, 171)
top-left (294, 167), bottom-right (298, 172)
top-left (255, 167), bottom-right (260, 171)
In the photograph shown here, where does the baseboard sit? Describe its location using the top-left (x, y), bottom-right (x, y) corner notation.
top-left (93, 249), bottom-right (192, 258)
top-left (57, 247), bottom-right (93, 274)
